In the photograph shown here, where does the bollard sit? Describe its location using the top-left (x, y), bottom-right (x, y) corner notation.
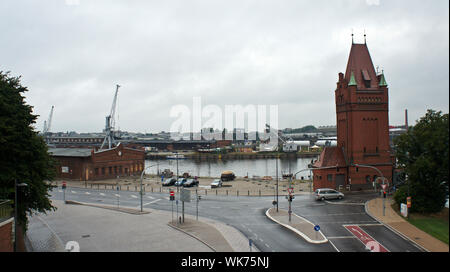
top-left (216, 190), bottom-right (218, 195)
top-left (105, 185), bottom-right (107, 189)
top-left (205, 189), bottom-right (207, 196)
top-left (151, 187), bottom-right (153, 193)
top-left (248, 190), bottom-right (250, 196)
top-left (127, 186), bottom-right (129, 191)
top-left (226, 190), bottom-right (228, 196)
top-left (237, 190), bottom-right (239, 197)
top-left (259, 190), bottom-right (261, 197)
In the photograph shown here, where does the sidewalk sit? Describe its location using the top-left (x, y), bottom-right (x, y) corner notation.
top-left (365, 197), bottom-right (449, 252)
top-left (26, 200), bottom-right (255, 252)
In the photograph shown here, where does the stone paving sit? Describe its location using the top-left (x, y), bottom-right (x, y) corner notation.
top-left (26, 200), bottom-right (255, 252)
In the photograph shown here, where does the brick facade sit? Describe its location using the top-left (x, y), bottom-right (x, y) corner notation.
top-left (0, 218), bottom-right (13, 252)
top-left (313, 42), bottom-right (394, 191)
top-left (51, 144), bottom-right (145, 181)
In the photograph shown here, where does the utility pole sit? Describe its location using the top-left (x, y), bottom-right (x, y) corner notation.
top-left (276, 155), bottom-right (279, 212)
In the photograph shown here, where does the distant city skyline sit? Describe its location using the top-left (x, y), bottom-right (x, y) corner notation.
top-left (1, 0), bottom-right (448, 133)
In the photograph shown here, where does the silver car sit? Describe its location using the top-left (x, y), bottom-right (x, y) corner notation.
top-left (210, 179), bottom-right (222, 188)
top-left (315, 188), bottom-right (344, 201)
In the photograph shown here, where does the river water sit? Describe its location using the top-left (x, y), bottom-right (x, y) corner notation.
top-left (145, 156), bottom-right (319, 179)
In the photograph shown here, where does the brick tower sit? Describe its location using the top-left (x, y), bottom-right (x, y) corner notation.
top-left (313, 40), bottom-right (393, 191)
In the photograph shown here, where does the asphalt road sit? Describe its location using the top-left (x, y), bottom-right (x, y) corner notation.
top-left (49, 186), bottom-right (424, 252)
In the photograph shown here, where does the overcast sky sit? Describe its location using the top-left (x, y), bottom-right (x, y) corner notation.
top-left (1, 0), bottom-right (448, 133)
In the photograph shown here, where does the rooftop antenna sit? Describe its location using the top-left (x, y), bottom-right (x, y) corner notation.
top-left (351, 29), bottom-right (354, 44)
top-left (364, 29), bottom-right (367, 44)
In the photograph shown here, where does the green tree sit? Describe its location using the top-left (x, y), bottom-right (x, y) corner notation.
top-left (0, 71), bottom-right (56, 231)
top-left (394, 110), bottom-right (449, 213)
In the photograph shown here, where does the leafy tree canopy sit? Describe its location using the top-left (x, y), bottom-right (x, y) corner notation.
top-left (394, 109), bottom-right (449, 213)
top-left (0, 71), bottom-right (56, 230)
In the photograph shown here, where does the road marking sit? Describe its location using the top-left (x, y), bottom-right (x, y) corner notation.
top-left (265, 243), bottom-right (270, 248)
top-left (130, 195), bottom-right (138, 198)
top-left (99, 193), bottom-right (105, 196)
top-left (139, 199), bottom-right (162, 207)
top-left (85, 192), bottom-right (91, 195)
top-left (329, 240), bottom-right (340, 252)
top-left (327, 236), bottom-right (358, 239)
top-left (71, 191), bottom-right (77, 194)
top-left (114, 194), bottom-right (120, 197)
top-left (58, 190), bottom-right (63, 193)
top-left (147, 196), bottom-right (155, 199)
top-left (344, 225), bottom-right (389, 252)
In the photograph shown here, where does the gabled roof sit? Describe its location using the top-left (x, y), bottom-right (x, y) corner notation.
top-left (312, 147), bottom-right (347, 168)
top-left (345, 43), bottom-right (379, 89)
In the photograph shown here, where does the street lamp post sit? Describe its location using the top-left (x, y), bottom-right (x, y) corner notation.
top-left (139, 163), bottom-right (159, 212)
top-left (352, 163), bottom-right (386, 216)
top-left (14, 180), bottom-right (28, 252)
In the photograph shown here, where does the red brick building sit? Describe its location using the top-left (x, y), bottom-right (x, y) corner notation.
top-left (312, 41), bottom-right (394, 191)
top-left (49, 143), bottom-right (145, 181)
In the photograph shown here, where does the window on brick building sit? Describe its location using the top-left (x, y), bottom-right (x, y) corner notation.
top-left (327, 174), bottom-right (333, 181)
top-left (101, 167), bottom-right (105, 175)
top-left (109, 167), bottom-right (112, 174)
top-left (95, 168), bottom-right (99, 175)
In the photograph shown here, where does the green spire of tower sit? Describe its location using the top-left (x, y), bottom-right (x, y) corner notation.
top-left (379, 71), bottom-right (388, 87)
top-left (348, 71), bottom-right (357, 86)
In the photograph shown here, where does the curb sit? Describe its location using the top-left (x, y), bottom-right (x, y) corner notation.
top-left (64, 200), bottom-right (150, 215)
top-left (167, 222), bottom-right (217, 252)
top-left (265, 208), bottom-right (328, 244)
top-left (363, 199), bottom-right (429, 252)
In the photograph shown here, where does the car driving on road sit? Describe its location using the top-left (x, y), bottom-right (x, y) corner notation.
top-left (315, 188), bottom-right (344, 201)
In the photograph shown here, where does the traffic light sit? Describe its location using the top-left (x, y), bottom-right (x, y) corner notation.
top-left (383, 191), bottom-right (387, 198)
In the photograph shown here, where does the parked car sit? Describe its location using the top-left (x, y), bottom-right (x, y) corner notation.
top-left (162, 178), bottom-right (177, 186)
top-left (183, 178), bottom-right (199, 187)
top-left (210, 179), bottom-right (222, 188)
top-left (175, 178), bottom-right (187, 187)
top-left (315, 188), bottom-right (344, 201)
top-left (221, 170), bottom-right (235, 181)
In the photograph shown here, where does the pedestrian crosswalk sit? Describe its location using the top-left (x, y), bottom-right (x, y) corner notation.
top-left (57, 189), bottom-right (166, 203)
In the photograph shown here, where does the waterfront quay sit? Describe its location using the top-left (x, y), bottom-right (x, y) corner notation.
top-left (145, 151), bottom-right (321, 160)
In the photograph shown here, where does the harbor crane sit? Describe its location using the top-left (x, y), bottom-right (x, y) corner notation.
top-left (42, 105), bottom-right (54, 136)
top-left (101, 84), bottom-right (120, 149)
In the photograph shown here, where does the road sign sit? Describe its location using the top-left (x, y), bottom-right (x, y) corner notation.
top-left (170, 191), bottom-right (175, 196)
top-left (287, 188), bottom-right (294, 195)
top-left (180, 188), bottom-right (191, 202)
top-left (314, 225), bottom-right (320, 231)
top-left (381, 184), bottom-right (388, 190)
top-left (407, 197), bottom-right (412, 208)
top-left (62, 181), bottom-right (67, 190)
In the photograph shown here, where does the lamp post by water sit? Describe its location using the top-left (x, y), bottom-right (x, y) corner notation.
top-left (139, 163), bottom-right (159, 212)
top-left (14, 180), bottom-right (28, 252)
